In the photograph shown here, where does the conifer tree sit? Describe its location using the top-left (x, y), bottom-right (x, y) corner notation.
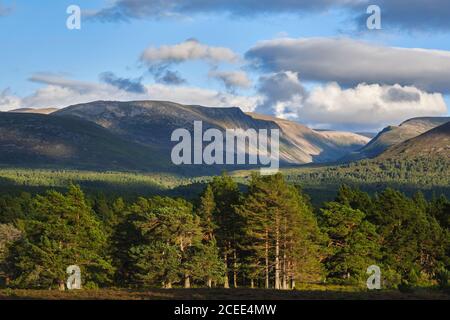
top-left (128, 196), bottom-right (224, 288)
top-left (208, 173), bottom-right (242, 288)
top-left (320, 202), bottom-right (380, 282)
top-left (237, 173), bottom-right (325, 289)
top-left (6, 185), bottom-right (113, 289)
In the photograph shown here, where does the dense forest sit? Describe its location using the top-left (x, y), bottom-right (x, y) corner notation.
top-left (0, 173), bottom-right (448, 291)
top-left (1, 156), bottom-right (449, 204)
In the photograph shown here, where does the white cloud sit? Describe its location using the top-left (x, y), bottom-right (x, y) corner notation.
top-left (254, 72), bottom-right (447, 130)
top-left (2, 74), bottom-right (260, 112)
top-left (256, 71), bottom-right (305, 118)
top-left (246, 37), bottom-right (450, 93)
top-left (286, 82), bottom-right (446, 130)
top-left (303, 83), bottom-right (447, 129)
top-left (141, 39), bottom-right (239, 65)
top-left (0, 89), bottom-right (22, 111)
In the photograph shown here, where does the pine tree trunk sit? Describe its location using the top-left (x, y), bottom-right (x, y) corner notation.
top-left (233, 249), bottom-right (238, 288)
top-left (275, 215), bottom-right (280, 290)
top-left (224, 252), bottom-right (230, 288)
top-left (282, 218), bottom-right (287, 290)
top-left (250, 279), bottom-right (255, 289)
top-left (184, 274), bottom-right (191, 288)
top-left (207, 278), bottom-right (212, 288)
top-left (58, 280), bottom-right (65, 291)
top-left (265, 229), bottom-right (269, 289)
top-left (291, 278), bottom-right (296, 290)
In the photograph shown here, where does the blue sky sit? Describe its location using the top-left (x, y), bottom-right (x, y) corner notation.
top-left (1, 0), bottom-right (449, 131)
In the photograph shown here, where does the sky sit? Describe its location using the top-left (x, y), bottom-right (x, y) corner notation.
top-left (0, 0), bottom-right (450, 131)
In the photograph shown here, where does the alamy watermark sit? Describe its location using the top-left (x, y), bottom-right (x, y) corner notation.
top-left (366, 265), bottom-right (381, 290)
top-left (367, 5), bottom-right (382, 30)
top-left (66, 265), bottom-right (82, 290)
top-left (66, 5), bottom-right (81, 30)
top-left (171, 121), bottom-right (280, 174)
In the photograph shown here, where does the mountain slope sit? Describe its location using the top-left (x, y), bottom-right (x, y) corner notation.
top-left (378, 121), bottom-right (450, 160)
top-left (346, 117), bottom-right (450, 160)
top-left (247, 113), bottom-right (370, 163)
top-left (0, 112), bottom-right (168, 171)
top-left (55, 100), bottom-right (369, 165)
top-left (55, 100), bottom-right (278, 151)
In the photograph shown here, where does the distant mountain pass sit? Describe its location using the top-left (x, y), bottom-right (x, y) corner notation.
top-left (247, 113), bottom-right (370, 163)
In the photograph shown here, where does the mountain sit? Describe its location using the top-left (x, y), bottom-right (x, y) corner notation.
top-left (355, 132), bottom-right (377, 139)
top-left (0, 112), bottom-right (167, 171)
top-left (378, 121), bottom-right (450, 160)
top-left (54, 100), bottom-right (369, 165)
top-left (247, 113), bottom-right (370, 163)
top-left (8, 107), bottom-right (58, 114)
top-left (54, 100), bottom-right (278, 152)
top-left (344, 117), bottom-right (450, 160)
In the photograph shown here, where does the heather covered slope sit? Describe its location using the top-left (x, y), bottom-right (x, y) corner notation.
top-left (0, 112), bottom-right (168, 171)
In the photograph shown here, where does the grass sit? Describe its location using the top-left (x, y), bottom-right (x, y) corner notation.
top-left (1, 286), bottom-right (448, 300)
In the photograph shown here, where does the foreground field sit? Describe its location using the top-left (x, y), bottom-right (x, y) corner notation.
top-left (1, 287), bottom-right (449, 300)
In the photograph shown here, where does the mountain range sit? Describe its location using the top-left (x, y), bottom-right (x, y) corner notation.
top-left (1, 101), bottom-right (449, 174)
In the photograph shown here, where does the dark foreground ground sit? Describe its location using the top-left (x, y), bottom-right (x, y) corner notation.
top-left (1, 287), bottom-right (449, 300)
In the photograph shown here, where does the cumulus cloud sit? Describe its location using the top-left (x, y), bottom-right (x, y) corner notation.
top-left (301, 83), bottom-right (447, 130)
top-left (141, 39), bottom-right (238, 85)
top-left (209, 70), bottom-right (252, 92)
top-left (99, 72), bottom-right (146, 94)
top-left (90, 1), bottom-right (450, 31)
top-left (246, 37), bottom-right (450, 93)
top-left (141, 39), bottom-right (238, 66)
top-left (254, 71), bottom-right (447, 130)
top-left (0, 88), bottom-right (22, 111)
top-left (256, 71), bottom-right (305, 118)
top-left (3, 74), bottom-right (259, 112)
top-left (257, 77), bottom-right (447, 130)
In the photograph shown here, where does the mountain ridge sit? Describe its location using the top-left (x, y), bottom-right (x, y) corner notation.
top-left (378, 121), bottom-right (450, 160)
top-left (343, 116), bottom-right (450, 161)
top-left (54, 100), bottom-right (369, 165)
